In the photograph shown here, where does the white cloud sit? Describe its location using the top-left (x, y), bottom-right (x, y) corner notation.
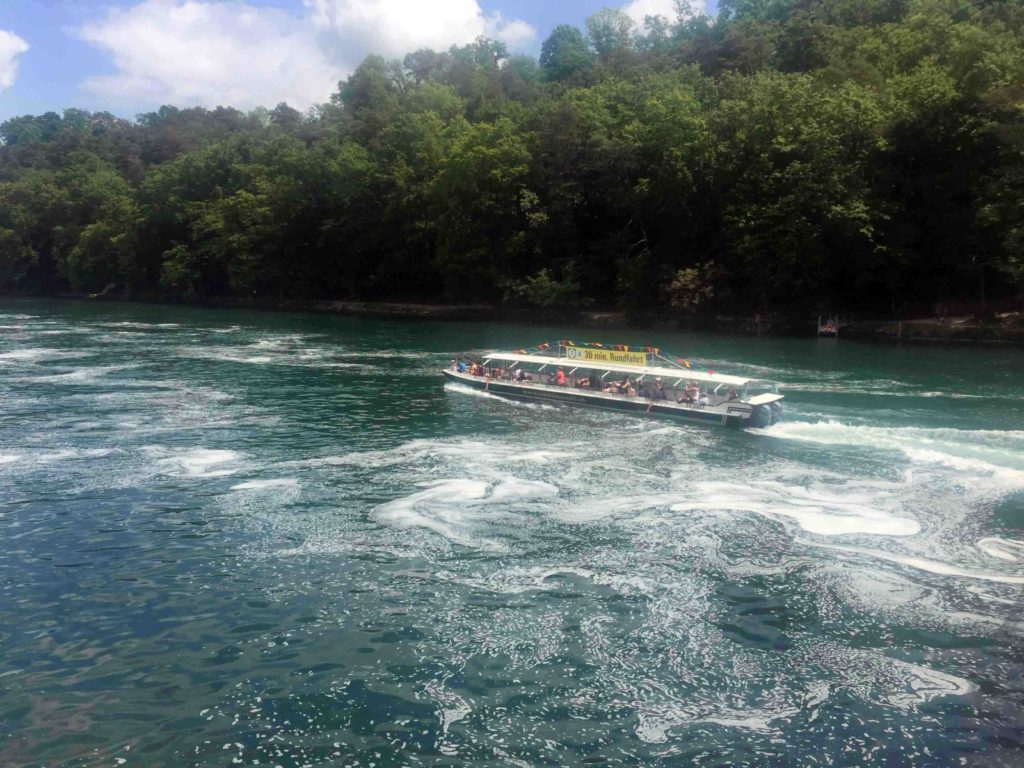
top-left (621, 0), bottom-right (702, 26)
top-left (0, 30), bottom-right (30, 93)
top-left (78, 1), bottom-right (336, 111)
top-left (305, 0), bottom-right (535, 61)
top-left (75, 0), bottom-right (536, 113)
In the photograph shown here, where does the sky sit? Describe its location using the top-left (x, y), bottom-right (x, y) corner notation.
top-left (0, 0), bottom-right (712, 122)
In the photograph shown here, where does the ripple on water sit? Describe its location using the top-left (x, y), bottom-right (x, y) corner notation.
top-left (3, 304), bottom-right (1024, 766)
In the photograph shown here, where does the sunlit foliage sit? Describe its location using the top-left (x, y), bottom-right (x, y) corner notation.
top-left (2, 0), bottom-right (1023, 315)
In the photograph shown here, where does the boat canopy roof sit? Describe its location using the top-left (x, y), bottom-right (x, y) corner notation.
top-left (482, 351), bottom-right (754, 387)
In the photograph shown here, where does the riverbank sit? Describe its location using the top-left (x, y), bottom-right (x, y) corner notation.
top-left (125, 296), bottom-right (1024, 346)
top-left (7, 293), bottom-right (1024, 346)
top-left (840, 314), bottom-right (1024, 346)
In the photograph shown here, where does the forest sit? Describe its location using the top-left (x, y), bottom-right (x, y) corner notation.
top-left (1, 0), bottom-right (1023, 318)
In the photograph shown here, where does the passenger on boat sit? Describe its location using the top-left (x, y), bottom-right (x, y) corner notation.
top-left (457, 360), bottom-right (468, 373)
top-left (577, 376), bottom-right (591, 389)
top-left (697, 391), bottom-right (709, 407)
top-left (725, 386), bottom-right (739, 402)
top-left (679, 381), bottom-right (699, 404)
top-left (651, 377), bottom-right (667, 400)
top-left (514, 368), bottom-right (527, 382)
top-left (556, 368), bottom-right (567, 386)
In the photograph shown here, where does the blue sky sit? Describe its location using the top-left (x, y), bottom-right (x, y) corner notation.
top-left (0, 0), bottom-right (712, 122)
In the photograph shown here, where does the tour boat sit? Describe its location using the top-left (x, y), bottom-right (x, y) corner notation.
top-left (443, 341), bottom-right (783, 429)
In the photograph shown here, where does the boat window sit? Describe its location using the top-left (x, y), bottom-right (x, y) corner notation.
top-left (746, 380), bottom-right (778, 396)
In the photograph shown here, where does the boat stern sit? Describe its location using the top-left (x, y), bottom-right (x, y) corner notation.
top-left (746, 392), bottom-right (784, 428)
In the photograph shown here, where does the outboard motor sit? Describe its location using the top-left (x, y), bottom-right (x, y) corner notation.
top-left (769, 401), bottom-right (783, 425)
top-left (749, 404), bottom-right (772, 428)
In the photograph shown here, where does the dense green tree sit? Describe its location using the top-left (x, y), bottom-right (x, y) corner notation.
top-left (585, 8), bottom-right (636, 65)
top-left (540, 25), bottom-right (594, 81)
top-left (1, 0), bottom-right (1023, 314)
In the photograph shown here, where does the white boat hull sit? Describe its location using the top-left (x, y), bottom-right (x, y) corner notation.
top-left (442, 370), bottom-right (778, 429)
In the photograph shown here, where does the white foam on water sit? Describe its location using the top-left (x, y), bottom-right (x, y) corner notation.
top-left (487, 478), bottom-right (559, 503)
top-left (441, 563), bottom-right (670, 601)
top-left (636, 703), bottom-right (796, 741)
top-left (886, 662), bottom-right (978, 708)
top-left (307, 439), bottom-right (570, 470)
top-left (424, 680), bottom-right (472, 753)
top-left (368, 472), bottom-right (566, 552)
top-left (24, 364), bottom-right (139, 384)
top-left (334, 349), bottom-right (435, 360)
top-left (37, 448), bottom-right (115, 463)
top-left (145, 447), bottom-right (246, 478)
top-left (804, 540), bottom-right (1024, 584)
top-left (176, 344), bottom-right (363, 369)
top-left (96, 321), bottom-right (180, 329)
top-left (0, 348), bottom-right (91, 362)
top-left (669, 479), bottom-right (920, 537)
top-left (0, 348), bottom-right (52, 361)
top-left (801, 642), bottom-right (977, 711)
top-left (0, 454), bottom-right (21, 466)
top-left (551, 493), bottom-right (685, 524)
top-left (372, 478), bottom-right (502, 550)
top-left (785, 384), bottom-right (995, 399)
top-left (756, 421), bottom-right (1024, 487)
top-left (443, 565), bottom-right (599, 594)
top-left (976, 537), bottom-right (1024, 562)
top-left (444, 381), bottom-right (557, 410)
top-left (918, 391), bottom-right (991, 399)
top-left (231, 479), bottom-right (300, 491)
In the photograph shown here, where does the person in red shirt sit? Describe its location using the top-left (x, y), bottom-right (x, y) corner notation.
top-left (555, 368), bottom-right (567, 386)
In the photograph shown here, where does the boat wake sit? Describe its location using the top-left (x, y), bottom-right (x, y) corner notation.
top-left (753, 420), bottom-right (1024, 489)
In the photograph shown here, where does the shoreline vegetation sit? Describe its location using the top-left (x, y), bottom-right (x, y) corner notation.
top-left (2, 0), bottom-right (1024, 331)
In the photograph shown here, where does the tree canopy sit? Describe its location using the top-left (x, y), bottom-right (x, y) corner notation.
top-left (2, 0), bottom-right (1023, 317)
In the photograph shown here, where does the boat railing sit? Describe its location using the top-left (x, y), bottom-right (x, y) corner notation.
top-left (461, 371), bottom-right (722, 409)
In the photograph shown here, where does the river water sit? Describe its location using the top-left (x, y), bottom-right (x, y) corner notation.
top-left (1, 299), bottom-right (1022, 767)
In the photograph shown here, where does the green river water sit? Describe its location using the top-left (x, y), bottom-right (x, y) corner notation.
top-left (1, 299), bottom-right (1022, 767)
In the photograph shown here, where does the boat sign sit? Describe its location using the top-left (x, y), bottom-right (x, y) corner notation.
top-left (565, 346), bottom-right (648, 366)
